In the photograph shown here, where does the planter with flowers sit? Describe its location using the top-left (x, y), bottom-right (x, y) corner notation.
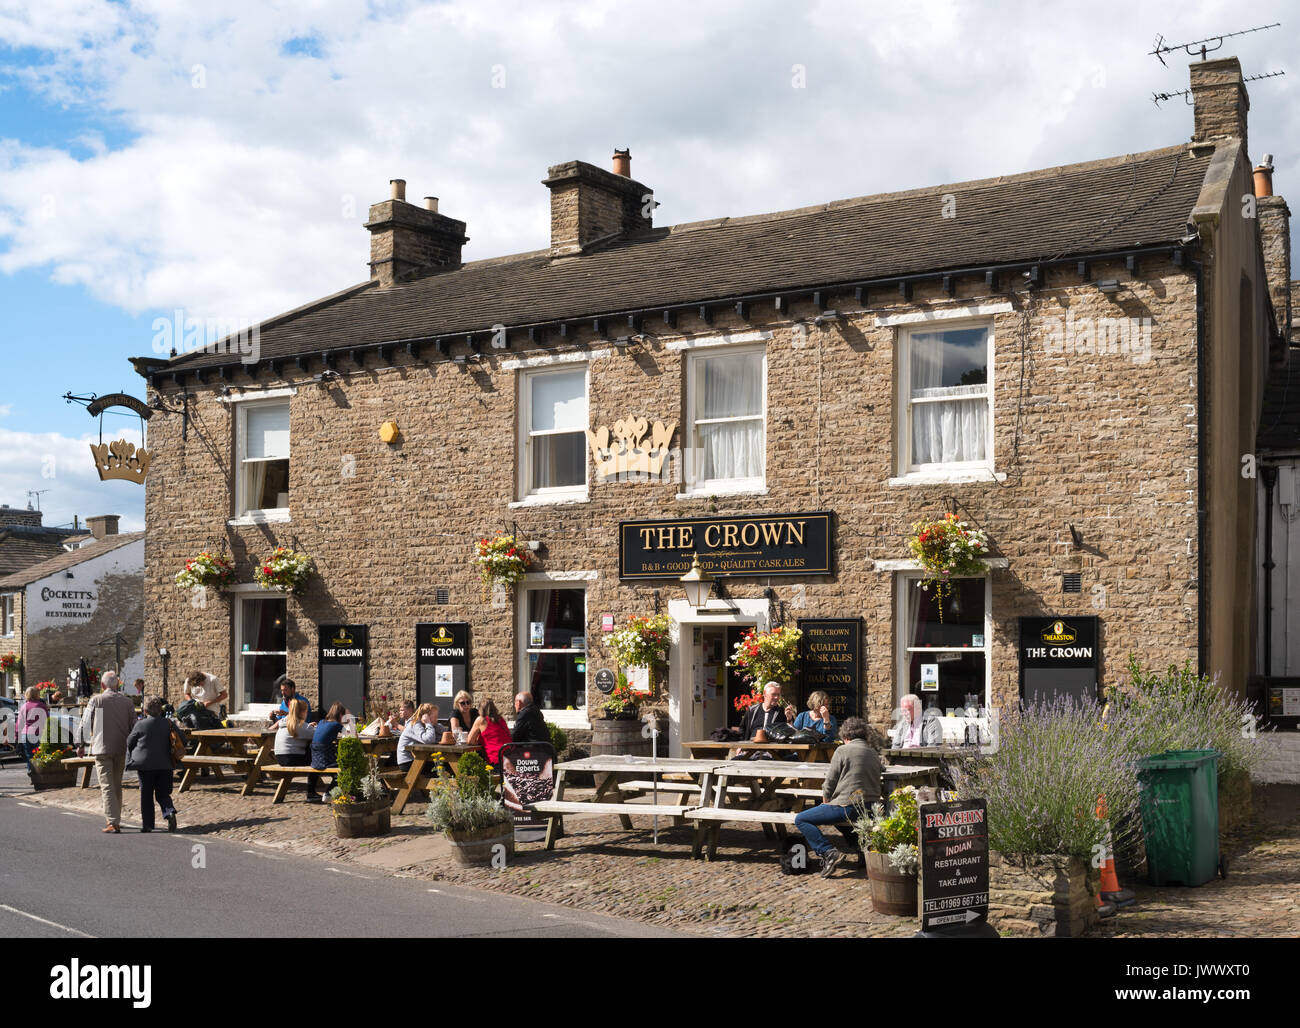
top-left (854, 786), bottom-right (920, 915)
top-left (174, 550), bottom-right (235, 592)
top-left (329, 738), bottom-right (391, 838)
top-left (426, 753), bottom-right (514, 866)
top-left (474, 532), bottom-right (533, 600)
top-left (606, 613), bottom-right (672, 719)
top-left (254, 547), bottom-right (314, 595)
top-left (907, 513), bottom-right (990, 621)
top-left (728, 625), bottom-right (803, 714)
top-left (29, 743), bottom-right (77, 790)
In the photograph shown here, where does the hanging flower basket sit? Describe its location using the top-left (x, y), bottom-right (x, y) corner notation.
top-left (473, 532), bottom-right (533, 598)
top-left (0, 653), bottom-right (21, 676)
top-left (906, 513), bottom-right (989, 621)
top-left (254, 547), bottom-right (314, 594)
top-left (609, 614), bottom-right (672, 672)
top-left (727, 625), bottom-right (802, 703)
top-left (174, 550), bottom-right (235, 591)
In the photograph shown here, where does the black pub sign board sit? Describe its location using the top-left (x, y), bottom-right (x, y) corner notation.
top-left (619, 512), bottom-right (834, 580)
top-left (415, 622), bottom-right (471, 708)
top-left (318, 625), bottom-right (368, 718)
top-left (1018, 616), bottom-right (1100, 706)
top-left (919, 798), bottom-right (990, 931)
top-left (796, 618), bottom-right (861, 718)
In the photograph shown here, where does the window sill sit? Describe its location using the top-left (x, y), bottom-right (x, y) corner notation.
top-left (508, 492), bottom-right (589, 509)
top-left (887, 470), bottom-right (1006, 487)
top-left (227, 509), bottom-right (291, 526)
top-left (874, 557), bottom-right (1009, 572)
top-left (676, 485), bottom-right (769, 501)
top-left (519, 709), bottom-right (590, 731)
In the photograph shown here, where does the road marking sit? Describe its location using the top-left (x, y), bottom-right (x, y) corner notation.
top-left (427, 888), bottom-right (483, 902)
top-left (0, 904), bottom-right (93, 938)
top-left (17, 802), bottom-right (38, 808)
top-left (325, 867), bottom-right (374, 880)
top-left (242, 849), bottom-right (287, 861)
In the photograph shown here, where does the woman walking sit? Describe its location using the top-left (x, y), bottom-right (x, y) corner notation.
top-left (125, 696), bottom-right (182, 832)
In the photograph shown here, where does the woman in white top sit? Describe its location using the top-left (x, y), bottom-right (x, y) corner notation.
top-left (396, 703), bottom-right (440, 772)
top-left (274, 698), bottom-right (315, 766)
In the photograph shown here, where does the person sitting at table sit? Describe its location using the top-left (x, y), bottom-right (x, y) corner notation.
top-left (891, 693), bottom-right (941, 749)
top-left (306, 702), bottom-right (347, 803)
top-left (742, 682), bottom-right (791, 740)
top-left (792, 690), bottom-right (838, 741)
top-left (793, 717), bottom-right (883, 878)
top-left (449, 691), bottom-right (479, 739)
top-left (466, 698), bottom-right (511, 766)
top-left (511, 692), bottom-right (549, 744)
top-left (384, 699), bottom-right (415, 732)
top-left (184, 670), bottom-right (227, 718)
top-left (396, 703), bottom-right (440, 775)
top-left (274, 698), bottom-right (314, 769)
top-left (269, 677), bottom-right (311, 724)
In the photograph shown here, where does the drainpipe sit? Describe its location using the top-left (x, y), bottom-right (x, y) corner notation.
top-left (1260, 464), bottom-right (1277, 677)
top-left (1190, 256), bottom-right (1208, 677)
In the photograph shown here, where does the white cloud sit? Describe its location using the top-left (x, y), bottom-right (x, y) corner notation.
top-left (0, 0), bottom-right (1295, 334)
top-left (0, 425), bottom-right (145, 532)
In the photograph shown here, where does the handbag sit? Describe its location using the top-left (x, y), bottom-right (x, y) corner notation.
top-left (766, 721), bottom-right (796, 741)
top-left (169, 725), bottom-right (187, 768)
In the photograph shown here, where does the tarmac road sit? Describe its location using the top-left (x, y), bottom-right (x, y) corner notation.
top-left (0, 784), bottom-right (683, 939)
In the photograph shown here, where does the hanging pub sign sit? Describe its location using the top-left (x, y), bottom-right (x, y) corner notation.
top-left (797, 618), bottom-right (861, 719)
top-left (1018, 616), bottom-right (1100, 706)
top-left (498, 741), bottom-right (556, 837)
top-left (416, 622), bottom-right (470, 707)
top-left (919, 797), bottom-right (990, 931)
top-left (318, 625), bottom-right (368, 718)
top-left (64, 391), bottom-right (156, 484)
top-left (619, 512), bottom-right (834, 580)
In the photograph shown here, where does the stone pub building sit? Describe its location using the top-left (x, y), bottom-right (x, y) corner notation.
top-left (132, 59), bottom-right (1289, 753)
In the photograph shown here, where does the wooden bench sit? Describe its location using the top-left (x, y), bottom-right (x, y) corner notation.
top-left (260, 765), bottom-right (339, 803)
top-left (686, 806), bottom-right (855, 860)
top-left (63, 756), bottom-right (97, 788)
top-left (527, 800), bottom-right (694, 817)
top-left (178, 754), bottom-right (252, 792)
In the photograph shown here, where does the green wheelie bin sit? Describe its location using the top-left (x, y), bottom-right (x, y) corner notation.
top-left (1136, 748), bottom-right (1222, 887)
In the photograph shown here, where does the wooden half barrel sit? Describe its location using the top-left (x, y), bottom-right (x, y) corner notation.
top-left (332, 797), bottom-right (392, 838)
top-left (866, 851), bottom-right (919, 916)
top-left (590, 717), bottom-right (651, 757)
top-left (446, 825), bottom-right (515, 867)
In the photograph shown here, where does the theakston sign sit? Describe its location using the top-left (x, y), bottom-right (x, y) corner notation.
top-left (618, 512), bottom-right (833, 579)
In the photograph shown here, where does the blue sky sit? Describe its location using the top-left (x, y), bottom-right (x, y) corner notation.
top-left (1, 0), bottom-right (1297, 533)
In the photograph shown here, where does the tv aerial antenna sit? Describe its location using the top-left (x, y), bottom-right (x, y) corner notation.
top-left (27, 489), bottom-right (49, 512)
top-left (1149, 23), bottom-right (1284, 107)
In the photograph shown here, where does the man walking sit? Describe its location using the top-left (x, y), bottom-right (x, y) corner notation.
top-left (82, 671), bottom-right (137, 834)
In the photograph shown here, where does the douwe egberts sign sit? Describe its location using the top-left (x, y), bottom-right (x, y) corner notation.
top-left (619, 512), bottom-right (834, 580)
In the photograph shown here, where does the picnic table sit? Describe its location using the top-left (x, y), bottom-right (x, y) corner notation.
top-left (357, 733), bottom-right (398, 757)
top-left (683, 739), bottom-right (837, 762)
top-left (178, 727), bottom-right (276, 795)
top-left (390, 742), bottom-right (484, 815)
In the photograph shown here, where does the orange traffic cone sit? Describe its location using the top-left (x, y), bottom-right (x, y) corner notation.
top-left (1096, 794), bottom-right (1135, 908)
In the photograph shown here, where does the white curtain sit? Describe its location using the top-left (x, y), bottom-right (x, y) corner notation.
top-left (697, 353), bottom-right (764, 480)
top-left (909, 332), bottom-right (987, 465)
top-left (246, 404), bottom-right (290, 459)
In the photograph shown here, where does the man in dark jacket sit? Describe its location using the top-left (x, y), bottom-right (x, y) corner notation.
top-left (125, 696), bottom-right (181, 832)
top-left (742, 682), bottom-right (793, 739)
top-left (511, 692), bottom-right (550, 744)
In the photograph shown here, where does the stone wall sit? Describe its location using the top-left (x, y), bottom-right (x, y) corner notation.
top-left (1254, 730), bottom-right (1300, 784)
top-left (140, 257), bottom-right (1210, 732)
top-left (988, 850), bottom-right (1101, 937)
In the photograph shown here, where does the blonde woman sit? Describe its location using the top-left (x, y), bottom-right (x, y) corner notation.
top-left (449, 691), bottom-right (478, 738)
top-left (273, 698), bottom-right (314, 767)
top-left (792, 690), bottom-right (838, 741)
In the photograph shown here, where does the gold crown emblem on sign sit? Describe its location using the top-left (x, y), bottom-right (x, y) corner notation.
top-left (90, 439), bottom-right (152, 484)
top-left (586, 417), bottom-right (676, 480)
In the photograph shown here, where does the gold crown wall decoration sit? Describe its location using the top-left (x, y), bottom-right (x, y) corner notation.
top-left (586, 417), bottom-right (676, 480)
top-left (90, 439), bottom-right (153, 484)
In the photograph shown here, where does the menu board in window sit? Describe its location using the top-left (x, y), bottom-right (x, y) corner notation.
top-left (416, 623), bottom-right (470, 708)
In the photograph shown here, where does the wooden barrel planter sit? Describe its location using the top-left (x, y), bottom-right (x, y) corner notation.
top-left (29, 764), bottom-right (77, 791)
top-left (591, 716), bottom-right (650, 757)
top-left (332, 797), bottom-right (392, 838)
top-left (446, 824), bottom-right (515, 867)
top-left (866, 852), bottom-right (918, 916)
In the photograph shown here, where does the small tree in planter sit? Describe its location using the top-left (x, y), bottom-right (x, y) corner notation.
top-left (28, 743), bottom-right (76, 790)
top-left (907, 513), bottom-right (989, 621)
top-left (426, 756), bottom-right (514, 867)
top-left (854, 787), bottom-right (921, 915)
top-left (329, 739), bottom-right (391, 838)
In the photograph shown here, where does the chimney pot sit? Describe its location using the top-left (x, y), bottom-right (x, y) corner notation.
top-left (366, 187), bottom-right (467, 286)
top-left (612, 149), bottom-right (631, 177)
top-left (424, 196), bottom-right (439, 213)
top-left (1254, 158), bottom-right (1274, 198)
top-left (390, 178), bottom-right (406, 201)
top-left (543, 157), bottom-right (651, 257)
top-left (86, 515), bottom-right (120, 539)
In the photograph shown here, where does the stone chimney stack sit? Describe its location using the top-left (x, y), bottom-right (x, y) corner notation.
top-left (86, 515), bottom-right (119, 540)
top-left (1254, 155), bottom-right (1292, 369)
top-left (365, 180), bottom-right (468, 287)
top-left (543, 151), bottom-right (653, 257)
top-left (1190, 57), bottom-right (1250, 159)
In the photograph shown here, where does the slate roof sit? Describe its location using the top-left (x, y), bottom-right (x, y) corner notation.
top-left (163, 144), bottom-right (1212, 370)
top-left (0, 532), bottom-right (144, 589)
top-left (0, 528), bottom-right (89, 578)
top-left (1258, 349), bottom-right (1300, 452)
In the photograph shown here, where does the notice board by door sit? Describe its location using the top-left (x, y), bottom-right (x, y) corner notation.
top-left (1018, 616), bottom-right (1099, 705)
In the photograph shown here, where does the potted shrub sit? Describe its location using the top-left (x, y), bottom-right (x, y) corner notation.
top-left (28, 743), bottom-right (76, 790)
top-left (906, 513), bottom-right (989, 621)
top-left (854, 786), bottom-right (920, 915)
top-left (426, 753), bottom-right (514, 866)
top-left (174, 550), bottom-right (235, 592)
top-left (473, 532), bottom-right (533, 599)
top-left (329, 739), bottom-right (391, 838)
top-left (254, 547), bottom-right (314, 594)
top-left (601, 672), bottom-right (649, 720)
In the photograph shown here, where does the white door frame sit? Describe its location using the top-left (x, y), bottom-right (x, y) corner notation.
top-left (666, 597), bottom-right (769, 757)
